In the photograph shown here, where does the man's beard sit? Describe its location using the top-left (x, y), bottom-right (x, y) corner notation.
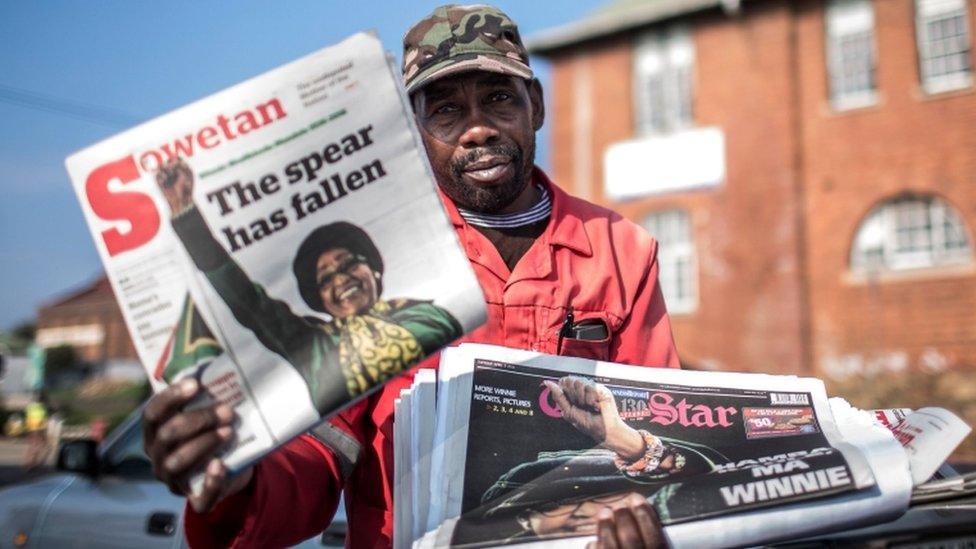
top-left (441, 140), bottom-right (534, 214)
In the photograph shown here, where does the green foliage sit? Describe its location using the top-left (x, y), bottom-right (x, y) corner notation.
top-left (49, 378), bottom-right (148, 432)
top-left (0, 322), bottom-right (35, 353)
top-left (11, 322), bottom-right (36, 341)
top-left (43, 344), bottom-right (78, 379)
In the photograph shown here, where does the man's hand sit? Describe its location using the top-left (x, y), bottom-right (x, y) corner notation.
top-left (543, 376), bottom-right (646, 461)
top-left (587, 493), bottom-right (668, 549)
top-left (142, 378), bottom-right (252, 513)
top-left (154, 157), bottom-right (195, 214)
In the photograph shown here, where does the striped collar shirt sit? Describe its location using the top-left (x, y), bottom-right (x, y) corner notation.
top-left (457, 185), bottom-right (551, 228)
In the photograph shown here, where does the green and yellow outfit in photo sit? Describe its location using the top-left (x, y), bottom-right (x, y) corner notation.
top-left (169, 205), bottom-right (462, 414)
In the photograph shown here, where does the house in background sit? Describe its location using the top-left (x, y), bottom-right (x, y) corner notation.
top-left (35, 275), bottom-right (142, 381)
top-left (529, 0), bottom-right (976, 375)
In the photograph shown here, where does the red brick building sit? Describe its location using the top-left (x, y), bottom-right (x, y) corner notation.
top-left (36, 275), bottom-right (137, 363)
top-left (530, 0), bottom-right (976, 375)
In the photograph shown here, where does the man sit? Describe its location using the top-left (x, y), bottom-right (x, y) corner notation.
top-left (143, 5), bottom-right (678, 548)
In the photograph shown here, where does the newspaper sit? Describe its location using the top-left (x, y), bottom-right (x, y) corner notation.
top-left (394, 387), bottom-right (412, 549)
top-left (411, 369), bottom-right (438, 539)
top-left (402, 344), bottom-right (915, 549)
top-left (837, 405), bottom-right (971, 489)
top-left (65, 32), bottom-right (486, 485)
top-left (889, 408), bottom-right (971, 485)
top-left (865, 405), bottom-right (973, 500)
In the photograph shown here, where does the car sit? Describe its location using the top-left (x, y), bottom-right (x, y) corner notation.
top-left (0, 407), bottom-right (347, 548)
top-left (769, 494), bottom-right (976, 547)
top-left (3, 405), bottom-right (970, 548)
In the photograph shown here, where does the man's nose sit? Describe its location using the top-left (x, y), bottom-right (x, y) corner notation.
top-left (458, 108), bottom-right (500, 148)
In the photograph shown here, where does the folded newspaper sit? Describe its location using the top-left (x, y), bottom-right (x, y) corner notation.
top-left (397, 344), bottom-right (971, 548)
top-left (65, 32), bottom-right (486, 486)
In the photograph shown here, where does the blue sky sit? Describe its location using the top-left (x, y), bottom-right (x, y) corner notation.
top-left (0, 1), bottom-right (604, 330)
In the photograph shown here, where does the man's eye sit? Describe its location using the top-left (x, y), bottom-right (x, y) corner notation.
top-left (432, 103), bottom-right (459, 115)
top-left (488, 91), bottom-right (512, 102)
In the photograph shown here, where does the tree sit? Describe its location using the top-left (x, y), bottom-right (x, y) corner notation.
top-left (43, 344), bottom-right (78, 387)
top-left (11, 321), bottom-right (36, 341)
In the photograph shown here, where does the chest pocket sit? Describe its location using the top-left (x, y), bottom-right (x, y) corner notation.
top-left (544, 310), bottom-right (616, 361)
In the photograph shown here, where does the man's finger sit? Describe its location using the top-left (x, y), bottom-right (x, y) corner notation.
top-left (143, 379), bottom-right (200, 451)
top-left (155, 404), bottom-right (235, 449)
top-left (160, 427), bottom-right (233, 482)
top-left (188, 458), bottom-right (228, 514)
top-left (628, 494), bottom-right (667, 549)
top-left (144, 379), bottom-right (199, 428)
top-left (595, 508), bottom-right (620, 549)
top-left (161, 472), bottom-right (192, 498)
top-left (611, 506), bottom-right (643, 548)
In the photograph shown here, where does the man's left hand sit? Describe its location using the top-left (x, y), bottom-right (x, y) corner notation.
top-left (587, 493), bottom-right (668, 549)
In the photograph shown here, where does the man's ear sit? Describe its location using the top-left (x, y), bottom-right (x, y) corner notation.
top-left (410, 90), bottom-right (422, 115)
top-left (528, 78), bottom-right (545, 131)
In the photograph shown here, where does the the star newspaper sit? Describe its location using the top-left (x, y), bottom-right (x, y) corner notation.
top-left (396, 344), bottom-right (971, 549)
top-left (65, 32), bottom-right (487, 490)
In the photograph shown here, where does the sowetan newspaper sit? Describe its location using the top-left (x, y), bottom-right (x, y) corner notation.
top-left (65, 32), bottom-right (487, 489)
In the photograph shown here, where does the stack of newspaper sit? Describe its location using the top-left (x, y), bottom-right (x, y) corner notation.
top-left (66, 32), bottom-right (486, 489)
top-left (394, 344), bottom-right (971, 548)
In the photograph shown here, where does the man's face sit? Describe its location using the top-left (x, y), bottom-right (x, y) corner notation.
top-left (412, 72), bottom-right (544, 214)
top-left (315, 247), bottom-right (379, 318)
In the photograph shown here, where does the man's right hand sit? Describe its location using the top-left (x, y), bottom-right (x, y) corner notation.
top-left (587, 494), bottom-right (669, 549)
top-left (142, 378), bottom-right (253, 513)
top-left (154, 157), bottom-right (195, 214)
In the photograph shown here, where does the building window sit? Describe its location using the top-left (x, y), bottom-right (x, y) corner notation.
top-left (643, 210), bottom-right (697, 313)
top-left (916, 0), bottom-right (973, 93)
top-left (851, 195), bottom-right (973, 272)
top-left (633, 26), bottom-right (694, 135)
top-left (826, 0), bottom-right (878, 109)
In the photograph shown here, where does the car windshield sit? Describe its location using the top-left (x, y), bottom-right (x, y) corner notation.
top-left (100, 415), bottom-right (152, 478)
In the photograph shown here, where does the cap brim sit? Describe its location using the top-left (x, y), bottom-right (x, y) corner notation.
top-left (405, 54), bottom-right (533, 94)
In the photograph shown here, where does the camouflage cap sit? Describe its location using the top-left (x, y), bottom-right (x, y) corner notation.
top-left (402, 4), bottom-right (533, 94)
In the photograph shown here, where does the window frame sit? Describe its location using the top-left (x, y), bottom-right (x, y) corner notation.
top-left (633, 26), bottom-right (695, 135)
top-left (850, 195), bottom-right (973, 273)
top-left (825, 0), bottom-right (879, 110)
top-left (915, 0), bottom-right (974, 94)
top-left (642, 209), bottom-right (698, 314)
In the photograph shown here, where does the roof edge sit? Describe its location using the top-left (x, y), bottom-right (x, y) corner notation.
top-left (37, 274), bottom-right (111, 312)
top-left (526, 0), bottom-right (723, 55)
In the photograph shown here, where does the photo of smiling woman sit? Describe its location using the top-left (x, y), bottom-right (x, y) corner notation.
top-left (155, 158), bottom-right (462, 415)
